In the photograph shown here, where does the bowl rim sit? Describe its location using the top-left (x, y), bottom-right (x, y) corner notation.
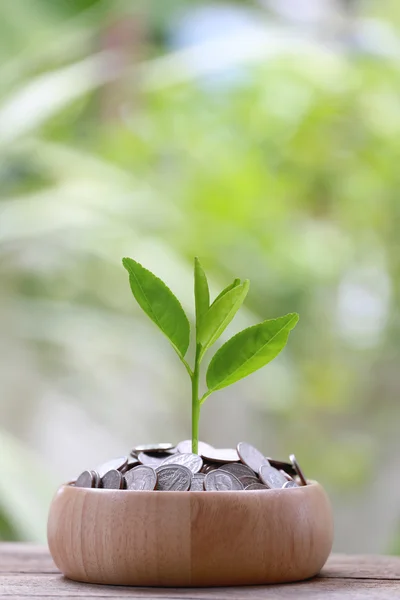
top-left (60, 479), bottom-right (317, 496)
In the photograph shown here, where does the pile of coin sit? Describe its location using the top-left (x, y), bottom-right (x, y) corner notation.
top-left (74, 440), bottom-right (308, 492)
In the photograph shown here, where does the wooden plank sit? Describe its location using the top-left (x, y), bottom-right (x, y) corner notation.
top-left (0, 573), bottom-right (400, 599)
top-left (321, 554), bottom-right (400, 580)
top-left (2, 544), bottom-right (400, 599)
top-left (0, 543), bottom-right (57, 573)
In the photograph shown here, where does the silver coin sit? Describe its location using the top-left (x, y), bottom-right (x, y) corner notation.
top-left (289, 454), bottom-right (307, 486)
top-left (156, 465), bottom-right (192, 491)
top-left (204, 470), bottom-right (243, 491)
top-left (95, 456), bottom-right (128, 478)
top-left (75, 470), bottom-right (95, 488)
top-left (160, 453), bottom-right (203, 474)
top-left (138, 451), bottom-right (172, 468)
top-left (259, 465), bottom-right (287, 489)
top-left (201, 448), bottom-right (239, 463)
top-left (218, 462), bottom-right (256, 480)
top-left (280, 470), bottom-right (294, 482)
top-left (245, 482), bottom-right (269, 490)
top-left (190, 473), bottom-right (206, 491)
top-left (201, 462), bottom-right (220, 474)
top-left (91, 470), bottom-right (101, 488)
top-left (176, 439), bottom-right (214, 455)
top-left (267, 458), bottom-right (297, 477)
top-left (237, 442), bottom-right (269, 473)
top-left (238, 475), bottom-right (259, 488)
top-left (133, 443), bottom-right (175, 454)
top-left (283, 480), bottom-right (299, 489)
top-left (123, 456), bottom-right (140, 472)
top-left (101, 469), bottom-right (124, 489)
top-left (125, 465), bottom-right (157, 491)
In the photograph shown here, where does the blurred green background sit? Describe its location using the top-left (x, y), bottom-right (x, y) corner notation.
top-left (1, 0), bottom-right (400, 552)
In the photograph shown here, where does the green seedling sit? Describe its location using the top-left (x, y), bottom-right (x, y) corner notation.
top-left (122, 257), bottom-right (299, 454)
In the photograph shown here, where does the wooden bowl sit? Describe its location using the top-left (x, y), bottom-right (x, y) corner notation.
top-left (47, 481), bottom-right (333, 587)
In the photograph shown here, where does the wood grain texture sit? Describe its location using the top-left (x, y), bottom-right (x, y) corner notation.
top-left (47, 481), bottom-right (333, 586)
top-left (0, 543), bottom-right (57, 573)
top-left (321, 554), bottom-right (400, 580)
top-left (1, 575), bottom-right (400, 599)
top-left (2, 544), bottom-right (400, 598)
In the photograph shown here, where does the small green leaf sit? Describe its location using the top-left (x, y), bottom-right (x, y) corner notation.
top-left (198, 280), bottom-right (249, 355)
top-left (211, 278), bottom-right (241, 307)
top-left (206, 313), bottom-right (299, 391)
top-left (122, 257), bottom-right (190, 357)
top-left (194, 257), bottom-right (209, 338)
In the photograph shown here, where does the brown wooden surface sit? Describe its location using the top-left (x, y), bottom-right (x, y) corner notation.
top-left (1, 543), bottom-right (400, 599)
top-left (47, 483), bottom-right (333, 586)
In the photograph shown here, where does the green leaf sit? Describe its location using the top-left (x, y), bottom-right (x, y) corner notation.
top-left (122, 257), bottom-right (190, 358)
top-left (206, 313), bottom-right (299, 391)
top-left (198, 280), bottom-right (249, 355)
top-left (194, 257), bottom-right (210, 337)
top-left (211, 278), bottom-right (241, 307)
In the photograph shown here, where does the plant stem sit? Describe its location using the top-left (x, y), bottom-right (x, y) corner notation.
top-left (199, 389), bottom-right (212, 405)
top-left (191, 344), bottom-right (201, 454)
top-left (179, 355), bottom-right (193, 378)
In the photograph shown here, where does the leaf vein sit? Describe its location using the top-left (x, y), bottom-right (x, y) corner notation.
top-left (128, 270), bottom-right (163, 330)
top-left (210, 315), bottom-right (297, 390)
